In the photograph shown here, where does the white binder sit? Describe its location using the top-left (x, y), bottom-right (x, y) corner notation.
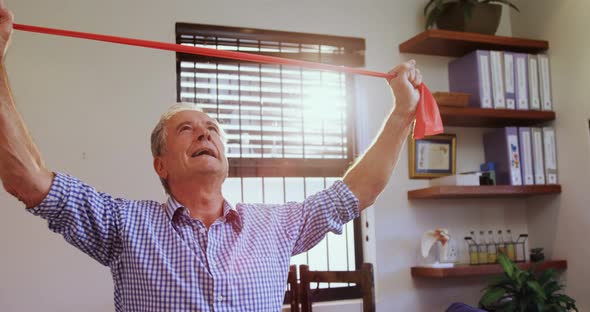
top-left (543, 127), bottom-right (558, 184)
top-left (531, 127), bottom-right (546, 184)
top-left (528, 55), bottom-right (541, 110)
top-left (538, 54), bottom-right (553, 111)
top-left (515, 53), bottom-right (529, 110)
top-left (518, 127), bottom-right (534, 185)
top-left (504, 52), bottom-right (516, 109)
top-left (490, 51), bottom-right (506, 109)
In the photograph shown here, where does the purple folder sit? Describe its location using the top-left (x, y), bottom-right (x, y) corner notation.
top-left (484, 127), bottom-right (523, 185)
top-left (449, 50), bottom-right (492, 108)
top-left (514, 53), bottom-right (529, 110)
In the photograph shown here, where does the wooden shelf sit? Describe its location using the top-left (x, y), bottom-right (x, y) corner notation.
top-left (399, 29), bottom-right (549, 57)
top-left (440, 106), bottom-right (556, 128)
top-left (408, 185), bottom-right (562, 199)
top-left (412, 260), bottom-right (567, 278)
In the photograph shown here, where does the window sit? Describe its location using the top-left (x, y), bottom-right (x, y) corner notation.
top-left (176, 23), bottom-right (365, 302)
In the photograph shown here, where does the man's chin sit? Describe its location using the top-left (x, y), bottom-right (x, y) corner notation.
top-left (189, 165), bottom-right (225, 176)
top-left (186, 158), bottom-right (228, 176)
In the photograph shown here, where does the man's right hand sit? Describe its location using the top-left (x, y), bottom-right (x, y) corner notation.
top-left (0, 0), bottom-right (13, 60)
top-left (0, 0), bottom-right (53, 207)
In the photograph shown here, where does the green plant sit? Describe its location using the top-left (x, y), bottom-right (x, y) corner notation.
top-left (424, 0), bottom-right (520, 30)
top-left (479, 253), bottom-right (578, 312)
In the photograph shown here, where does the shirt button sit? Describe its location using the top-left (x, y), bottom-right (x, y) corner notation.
top-left (199, 228), bottom-right (206, 234)
top-left (210, 259), bottom-right (216, 266)
top-left (216, 295), bottom-right (225, 302)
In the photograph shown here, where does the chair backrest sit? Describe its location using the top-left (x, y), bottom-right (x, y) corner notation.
top-left (299, 263), bottom-right (375, 312)
top-left (285, 264), bottom-right (300, 312)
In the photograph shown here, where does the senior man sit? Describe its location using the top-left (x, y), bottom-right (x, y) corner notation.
top-left (0, 1), bottom-right (423, 311)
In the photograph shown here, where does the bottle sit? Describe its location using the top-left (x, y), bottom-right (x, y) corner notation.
top-left (515, 234), bottom-right (529, 262)
top-left (467, 231), bottom-right (478, 265)
top-left (478, 230), bottom-right (488, 264)
top-left (505, 229), bottom-right (516, 261)
top-left (486, 230), bottom-right (497, 263)
top-left (465, 235), bottom-right (478, 265)
top-left (496, 230), bottom-right (506, 256)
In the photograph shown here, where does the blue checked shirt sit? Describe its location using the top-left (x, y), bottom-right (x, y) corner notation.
top-left (28, 173), bottom-right (359, 312)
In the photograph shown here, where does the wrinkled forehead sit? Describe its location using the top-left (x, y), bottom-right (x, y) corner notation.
top-left (165, 110), bottom-right (217, 129)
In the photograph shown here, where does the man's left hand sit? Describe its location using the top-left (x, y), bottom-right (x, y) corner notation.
top-left (387, 60), bottom-right (422, 118)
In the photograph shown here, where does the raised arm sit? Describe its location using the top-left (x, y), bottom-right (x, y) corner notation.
top-left (0, 1), bottom-right (53, 207)
top-left (343, 60), bottom-right (422, 210)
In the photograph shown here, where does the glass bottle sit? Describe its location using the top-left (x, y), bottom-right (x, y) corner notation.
top-left (478, 230), bottom-right (488, 264)
top-left (486, 230), bottom-right (497, 263)
top-left (515, 234), bottom-right (529, 262)
top-left (505, 229), bottom-right (516, 261)
top-left (467, 231), bottom-right (478, 265)
top-left (496, 230), bottom-right (506, 256)
top-left (465, 235), bottom-right (478, 265)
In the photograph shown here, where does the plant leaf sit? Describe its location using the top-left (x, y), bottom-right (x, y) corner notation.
top-left (498, 253), bottom-right (515, 279)
top-left (423, 0), bottom-right (439, 16)
top-left (463, 0), bottom-right (474, 20)
top-left (480, 287), bottom-right (506, 307)
top-left (527, 280), bottom-right (547, 301)
top-left (538, 269), bottom-right (556, 286)
top-left (487, 274), bottom-right (516, 291)
top-left (552, 294), bottom-right (577, 304)
top-left (425, 6), bottom-right (444, 30)
top-left (544, 281), bottom-right (564, 295)
top-left (488, 0), bottom-right (521, 12)
top-left (488, 274), bottom-right (510, 285)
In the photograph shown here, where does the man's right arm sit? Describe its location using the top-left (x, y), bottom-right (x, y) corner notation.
top-left (0, 1), bottom-right (53, 207)
top-left (0, 3), bottom-right (126, 266)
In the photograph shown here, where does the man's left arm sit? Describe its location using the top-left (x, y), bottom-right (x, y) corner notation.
top-left (343, 60), bottom-right (422, 211)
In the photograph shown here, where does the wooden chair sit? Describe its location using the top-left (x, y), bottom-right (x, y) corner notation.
top-left (299, 263), bottom-right (375, 312)
top-left (285, 264), bottom-right (300, 312)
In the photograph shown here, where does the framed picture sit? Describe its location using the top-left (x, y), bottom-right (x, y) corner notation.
top-left (409, 134), bottom-right (456, 179)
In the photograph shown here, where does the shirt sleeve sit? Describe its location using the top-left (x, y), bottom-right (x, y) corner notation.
top-left (27, 172), bottom-right (128, 267)
top-left (280, 180), bottom-right (360, 256)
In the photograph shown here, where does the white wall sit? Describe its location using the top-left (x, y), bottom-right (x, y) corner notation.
top-left (0, 1), bottom-right (525, 311)
top-left (510, 1), bottom-right (590, 311)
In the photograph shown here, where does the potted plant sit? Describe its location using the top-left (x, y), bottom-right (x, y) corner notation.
top-left (479, 253), bottom-right (578, 311)
top-left (424, 0), bottom-right (520, 35)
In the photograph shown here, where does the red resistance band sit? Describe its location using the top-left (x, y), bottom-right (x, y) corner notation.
top-left (13, 23), bottom-right (443, 139)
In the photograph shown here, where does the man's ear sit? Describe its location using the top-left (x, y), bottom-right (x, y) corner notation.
top-left (153, 157), bottom-right (168, 179)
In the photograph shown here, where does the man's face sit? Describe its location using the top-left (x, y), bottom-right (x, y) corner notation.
top-left (154, 110), bottom-right (228, 188)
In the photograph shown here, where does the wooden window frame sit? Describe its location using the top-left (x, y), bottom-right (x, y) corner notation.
top-left (175, 22), bottom-right (365, 303)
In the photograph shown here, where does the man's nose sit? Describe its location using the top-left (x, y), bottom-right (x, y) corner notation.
top-left (196, 127), bottom-right (211, 141)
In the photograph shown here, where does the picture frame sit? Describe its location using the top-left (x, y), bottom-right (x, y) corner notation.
top-left (409, 133), bottom-right (456, 179)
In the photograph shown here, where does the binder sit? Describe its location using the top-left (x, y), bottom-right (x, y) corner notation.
top-left (542, 127), bottom-right (558, 184)
top-left (518, 127), bottom-right (534, 185)
top-left (538, 54), bottom-right (553, 111)
top-left (483, 127), bottom-right (523, 185)
top-left (490, 51), bottom-right (506, 109)
top-left (514, 53), bottom-right (529, 110)
top-left (449, 50), bottom-right (493, 109)
top-left (504, 52), bottom-right (516, 109)
top-left (528, 54), bottom-right (541, 110)
top-left (531, 127), bottom-right (546, 184)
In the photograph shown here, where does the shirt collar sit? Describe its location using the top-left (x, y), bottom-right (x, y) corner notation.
top-left (164, 196), bottom-right (242, 233)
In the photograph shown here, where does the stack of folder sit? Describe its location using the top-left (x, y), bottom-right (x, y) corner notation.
top-left (449, 50), bottom-right (553, 111)
top-left (483, 127), bottom-right (558, 186)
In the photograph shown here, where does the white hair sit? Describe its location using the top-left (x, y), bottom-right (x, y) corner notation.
top-left (150, 102), bottom-right (227, 193)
